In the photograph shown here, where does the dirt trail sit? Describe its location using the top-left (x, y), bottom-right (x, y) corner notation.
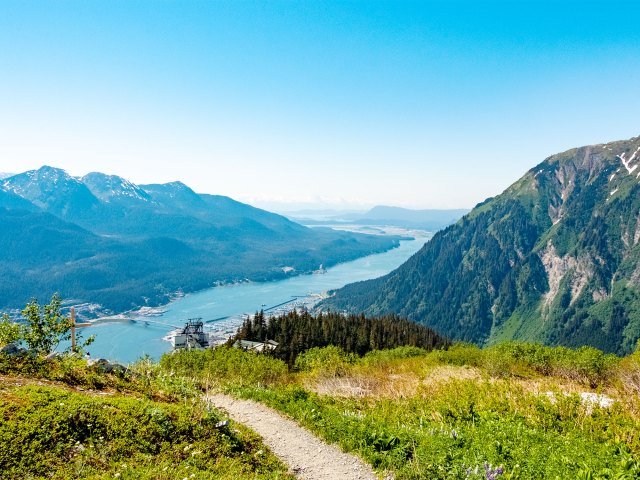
top-left (206, 393), bottom-right (378, 480)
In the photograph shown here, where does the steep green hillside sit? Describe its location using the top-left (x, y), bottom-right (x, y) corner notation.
top-left (322, 136), bottom-right (640, 354)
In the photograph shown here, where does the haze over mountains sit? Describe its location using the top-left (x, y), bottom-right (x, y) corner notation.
top-left (322, 135), bottom-right (640, 355)
top-left (0, 166), bottom-right (399, 315)
top-left (287, 205), bottom-right (470, 231)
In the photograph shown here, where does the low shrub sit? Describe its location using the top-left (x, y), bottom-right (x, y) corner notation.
top-left (360, 346), bottom-right (429, 366)
top-left (159, 345), bottom-right (288, 390)
top-left (430, 342), bottom-right (620, 387)
top-left (427, 342), bottom-right (484, 367)
top-left (616, 341), bottom-right (640, 413)
top-left (294, 345), bottom-right (356, 376)
top-left (0, 384), bottom-right (290, 479)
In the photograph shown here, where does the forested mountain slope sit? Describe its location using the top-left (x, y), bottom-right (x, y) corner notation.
top-left (322, 136), bottom-right (640, 354)
top-left (0, 167), bottom-right (398, 314)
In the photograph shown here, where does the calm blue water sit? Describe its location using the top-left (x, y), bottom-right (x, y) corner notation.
top-left (84, 234), bottom-right (427, 364)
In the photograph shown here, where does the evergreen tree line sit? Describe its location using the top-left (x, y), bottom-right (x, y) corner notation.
top-left (231, 309), bottom-right (450, 367)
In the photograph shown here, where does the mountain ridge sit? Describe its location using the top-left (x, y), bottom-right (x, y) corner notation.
top-left (0, 166), bottom-right (400, 315)
top-left (321, 135), bottom-right (640, 354)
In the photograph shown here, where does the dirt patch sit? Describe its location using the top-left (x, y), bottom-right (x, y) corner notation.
top-left (310, 375), bottom-right (380, 398)
top-left (423, 365), bottom-right (483, 385)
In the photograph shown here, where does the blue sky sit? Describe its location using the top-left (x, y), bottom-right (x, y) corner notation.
top-left (1, 1), bottom-right (639, 210)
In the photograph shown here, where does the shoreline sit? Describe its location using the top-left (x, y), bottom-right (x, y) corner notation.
top-left (84, 235), bottom-right (412, 324)
top-left (55, 232), bottom-right (429, 364)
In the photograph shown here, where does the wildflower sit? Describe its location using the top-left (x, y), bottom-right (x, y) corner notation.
top-left (482, 462), bottom-right (505, 480)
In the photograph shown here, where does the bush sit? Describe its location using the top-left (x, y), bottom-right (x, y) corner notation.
top-left (0, 384), bottom-right (288, 479)
top-left (0, 314), bottom-right (21, 346)
top-left (360, 346), bottom-right (429, 366)
top-left (1, 294), bottom-right (94, 355)
top-left (159, 346), bottom-right (288, 389)
top-left (294, 346), bottom-right (356, 376)
top-left (444, 342), bottom-right (620, 387)
top-left (616, 340), bottom-right (640, 412)
top-left (428, 343), bottom-right (484, 367)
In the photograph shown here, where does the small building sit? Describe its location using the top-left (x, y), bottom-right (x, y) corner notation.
top-left (233, 339), bottom-right (279, 352)
top-left (172, 319), bottom-right (209, 350)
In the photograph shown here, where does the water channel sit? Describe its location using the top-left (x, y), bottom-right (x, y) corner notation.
top-left (83, 229), bottom-right (429, 363)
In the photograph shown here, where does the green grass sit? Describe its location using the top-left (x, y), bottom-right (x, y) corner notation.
top-left (4, 341), bottom-right (640, 479)
top-left (159, 342), bottom-right (640, 480)
top-left (237, 381), bottom-right (640, 479)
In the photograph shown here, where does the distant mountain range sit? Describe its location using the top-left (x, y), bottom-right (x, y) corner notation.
top-left (287, 205), bottom-right (469, 231)
top-left (0, 166), bottom-right (399, 316)
top-left (322, 135), bottom-right (640, 355)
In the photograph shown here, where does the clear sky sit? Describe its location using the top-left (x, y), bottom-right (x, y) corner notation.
top-left (1, 1), bottom-right (639, 210)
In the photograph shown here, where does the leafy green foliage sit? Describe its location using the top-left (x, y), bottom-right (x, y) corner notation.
top-left (159, 346), bottom-right (288, 390)
top-left (20, 293), bottom-right (72, 354)
top-left (429, 342), bottom-right (619, 388)
top-left (9, 294), bottom-right (94, 355)
top-left (0, 347), bottom-right (291, 479)
top-left (294, 346), bottom-right (356, 375)
top-left (0, 385), bottom-right (290, 480)
top-left (0, 313), bottom-right (21, 346)
top-left (360, 345), bottom-right (430, 365)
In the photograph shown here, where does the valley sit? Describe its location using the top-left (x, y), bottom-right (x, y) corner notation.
top-left (72, 232), bottom-right (429, 363)
top-left (0, 167), bottom-right (402, 315)
top-left (2, 3), bottom-right (640, 479)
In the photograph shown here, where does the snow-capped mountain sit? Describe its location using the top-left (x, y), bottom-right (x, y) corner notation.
top-left (82, 172), bottom-right (152, 203)
top-left (0, 165), bottom-right (398, 313)
top-left (2, 166), bottom-right (99, 215)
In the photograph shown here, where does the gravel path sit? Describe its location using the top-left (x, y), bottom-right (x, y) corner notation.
top-left (206, 393), bottom-right (378, 480)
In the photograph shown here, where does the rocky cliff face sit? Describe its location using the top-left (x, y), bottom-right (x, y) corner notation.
top-left (322, 136), bottom-right (640, 354)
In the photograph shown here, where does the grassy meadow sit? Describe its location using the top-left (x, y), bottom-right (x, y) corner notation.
top-left (2, 341), bottom-right (640, 479)
top-left (160, 342), bottom-right (640, 479)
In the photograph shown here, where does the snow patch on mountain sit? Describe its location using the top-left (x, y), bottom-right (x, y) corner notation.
top-left (82, 173), bottom-right (151, 202)
top-left (617, 146), bottom-right (640, 175)
top-left (2, 166), bottom-right (83, 197)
